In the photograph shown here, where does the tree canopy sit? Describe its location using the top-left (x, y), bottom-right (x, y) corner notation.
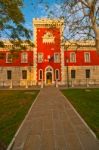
top-left (0, 0), bottom-right (32, 49)
top-left (46, 0), bottom-right (99, 51)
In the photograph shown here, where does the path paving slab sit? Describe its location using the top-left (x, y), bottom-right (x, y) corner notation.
top-left (10, 87), bottom-right (99, 150)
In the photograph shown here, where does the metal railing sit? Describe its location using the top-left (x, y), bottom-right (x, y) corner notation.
top-left (67, 79), bottom-right (99, 87)
top-left (0, 79), bottom-right (99, 88)
top-left (0, 80), bottom-right (37, 88)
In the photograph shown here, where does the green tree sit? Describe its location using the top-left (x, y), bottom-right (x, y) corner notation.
top-left (0, 0), bottom-right (33, 49)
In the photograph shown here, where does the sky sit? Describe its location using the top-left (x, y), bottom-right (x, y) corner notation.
top-left (0, 0), bottom-right (65, 40)
top-left (22, 0), bottom-right (63, 30)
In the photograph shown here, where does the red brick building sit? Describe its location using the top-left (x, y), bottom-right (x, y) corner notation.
top-left (0, 18), bottom-right (99, 87)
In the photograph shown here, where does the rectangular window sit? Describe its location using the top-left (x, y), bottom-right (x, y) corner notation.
top-left (84, 52), bottom-right (90, 62)
top-left (38, 53), bottom-right (43, 63)
top-left (54, 53), bottom-right (60, 63)
top-left (6, 53), bottom-right (12, 63)
top-left (21, 52), bottom-right (28, 63)
top-left (7, 70), bottom-right (12, 80)
top-left (22, 70), bottom-right (27, 79)
top-left (70, 52), bottom-right (76, 62)
top-left (86, 69), bottom-right (90, 78)
top-left (71, 70), bottom-right (76, 79)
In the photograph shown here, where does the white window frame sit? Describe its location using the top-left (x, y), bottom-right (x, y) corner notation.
top-left (55, 69), bottom-right (60, 80)
top-left (54, 53), bottom-right (60, 63)
top-left (39, 69), bottom-right (43, 80)
top-left (6, 52), bottom-right (12, 63)
top-left (38, 53), bottom-right (43, 63)
top-left (21, 52), bottom-right (28, 63)
top-left (84, 52), bottom-right (90, 63)
top-left (70, 52), bottom-right (76, 63)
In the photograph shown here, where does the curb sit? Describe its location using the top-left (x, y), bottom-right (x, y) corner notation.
top-left (7, 90), bottom-right (41, 150)
top-left (60, 90), bottom-right (97, 139)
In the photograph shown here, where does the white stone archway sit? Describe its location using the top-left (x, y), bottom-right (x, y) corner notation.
top-left (45, 66), bottom-right (54, 85)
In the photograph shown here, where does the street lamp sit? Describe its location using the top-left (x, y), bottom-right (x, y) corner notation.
top-left (66, 58), bottom-right (69, 88)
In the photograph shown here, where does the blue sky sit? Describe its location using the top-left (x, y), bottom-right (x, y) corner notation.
top-left (22, 0), bottom-right (63, 30)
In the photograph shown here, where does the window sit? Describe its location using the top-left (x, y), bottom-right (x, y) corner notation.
top-left (38, 53), bottom-right (43, 63)
top-left (55, 69), bottom-right (60, 80)
top-left (21, 52), bottom-right (28, 63)
top-left (6, 53), bottom-right (12, 63)
top-left (39, 69), bottom-right (43, 80)
top-left (71, 70), bottom-right (76, 79)
top-left (84, 52), bottom-right (90, 62)
top-left (22, 70), bottom-right (27, 79)
top-left (86, 69), bottom-right (90, 78)
top-left (7, 70), bottom-right (12, 80)
top-left (70, 52), bottom-right (76, 62)
top-left (54, 53), bottom-right (60, 63)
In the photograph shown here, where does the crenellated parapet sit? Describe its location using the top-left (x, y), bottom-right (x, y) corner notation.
top-left (33, 18), bottom-right (64, 27)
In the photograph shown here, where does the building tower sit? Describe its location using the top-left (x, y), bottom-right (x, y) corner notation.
top-left (33, 18), bottom-right (64, 85)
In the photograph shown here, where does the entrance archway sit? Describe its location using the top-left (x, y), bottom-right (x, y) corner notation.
top-left (45, 66), bottom-right (53, 85)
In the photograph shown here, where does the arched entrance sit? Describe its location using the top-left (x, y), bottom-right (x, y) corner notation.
top-left (46, 72), bottom-right (52, 84)
top-left (45, 66), bottom-right (53, 85)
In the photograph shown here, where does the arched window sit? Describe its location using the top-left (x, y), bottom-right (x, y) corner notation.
top-left (55, 69), bottom-right (60, 80)
top-left (46, 67), bottom-right (52, 72)
top-left (39, 69), bottom-right (43, 80)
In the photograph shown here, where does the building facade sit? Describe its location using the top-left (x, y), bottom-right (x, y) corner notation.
top-left (0, 18), bottom-right (99, 87)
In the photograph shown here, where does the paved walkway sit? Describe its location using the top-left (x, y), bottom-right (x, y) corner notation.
top-left (10, 87), bottom-right (99, 150)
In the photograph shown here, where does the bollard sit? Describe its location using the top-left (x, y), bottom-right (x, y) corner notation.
top-left (41, 80), bottom-right (43, 88)
top-left (56, 80), bottom-right (58, 88)
top-left (26, 80), bottom-right (28, 88)
top-left (10, 80), bottom-right (13, 89)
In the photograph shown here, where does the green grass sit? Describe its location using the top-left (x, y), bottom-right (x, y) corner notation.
top-left (61, 88), bottom-right (99, 138)
top-left (0, 90), bottom-right (39, 147)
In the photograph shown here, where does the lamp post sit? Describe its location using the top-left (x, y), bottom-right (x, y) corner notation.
top-left (66, 58), bottom-right (69, 88)
top-left (28, 66), bottom-right (32, 86)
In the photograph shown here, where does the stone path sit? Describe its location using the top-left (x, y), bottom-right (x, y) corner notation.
top-left (10, 87), bottom-right (99, 150)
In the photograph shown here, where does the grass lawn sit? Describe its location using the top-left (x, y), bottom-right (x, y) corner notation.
top-left (61, 88), bottom-right (99, 139)
top-left (0, 90), bottom-right (39, 148)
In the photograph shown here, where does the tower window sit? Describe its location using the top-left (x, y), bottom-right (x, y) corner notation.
top-left (54, 53), bottom-right (60, 63)
top-left (38, 53), bottom-right (43, 63)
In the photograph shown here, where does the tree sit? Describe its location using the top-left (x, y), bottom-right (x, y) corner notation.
top-left (0, 0), bottom-right (33, 49)
top-left (46, 0), bottom-right (99, 52)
